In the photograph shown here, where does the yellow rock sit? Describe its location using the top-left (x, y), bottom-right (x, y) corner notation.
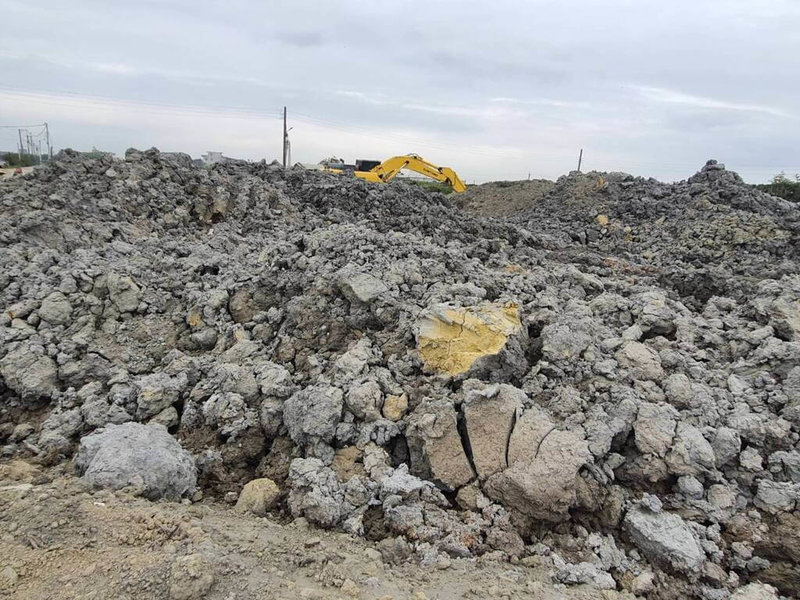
top-left (186, 305), bottom-right (204, 328)
top-left (331, 446), bottom-right (364, 482)
top-left (595, 214), bottom-right (609, 226)
top-left (382, 393), bottom-right (409, 421)
top-left (416, 303), bottom-right (521, 375)
top-left (503, 263), bottom-right (527, 274)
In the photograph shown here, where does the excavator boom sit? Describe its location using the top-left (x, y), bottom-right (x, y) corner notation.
top-left (354, 154), bottom-right (467, 192)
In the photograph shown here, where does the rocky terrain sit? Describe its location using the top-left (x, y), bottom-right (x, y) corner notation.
top-left (1, 150), bottom-right (798, 599)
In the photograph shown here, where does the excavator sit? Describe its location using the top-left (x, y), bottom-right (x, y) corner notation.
top-left (320, 154), bottom-right (467, 193)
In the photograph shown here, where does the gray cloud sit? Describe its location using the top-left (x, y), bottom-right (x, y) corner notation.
top-left (0, 0), bottom-right (798, 182)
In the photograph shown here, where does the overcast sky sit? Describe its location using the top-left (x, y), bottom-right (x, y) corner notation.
top-left (1, 0), bottom-right (799, 183)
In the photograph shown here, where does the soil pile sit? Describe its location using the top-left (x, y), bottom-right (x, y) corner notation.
top-left (2, 149), bottom-right (799, 599)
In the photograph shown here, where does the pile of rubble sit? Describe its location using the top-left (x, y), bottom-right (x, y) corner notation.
top-left (1, 149), bottom-right (798, 599)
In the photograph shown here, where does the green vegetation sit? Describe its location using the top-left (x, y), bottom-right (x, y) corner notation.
top-left (2, 152), bottom-right (40, 167)
top-left (754, 172), bottom-right (800, 203)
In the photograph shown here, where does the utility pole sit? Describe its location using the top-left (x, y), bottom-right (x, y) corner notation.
top-left (282, 106), bottom-right (287, 168)
top-left (45, 122), bottom-right (52, 159)
top-left (577, 148), bottom-right (583, 172)
top-left (18, 129), bottom-right (23, 161)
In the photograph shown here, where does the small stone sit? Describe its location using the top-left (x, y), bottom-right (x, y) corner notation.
top-left (169, 554), bottom-right (215, 600)
top-left (107, 272), bottom-right (141, 313)
top-left (235, 478), bottom-right (280, 516)
top-left (338, 268), bottom-right (388, 304)
top-left (640, 493), bottom-right (663, 513)
top-left (382, 393), bottom-right (408, 421)
top-left (731, 583), bottom-right (779, 600)
top-left (0, 566), bottom-right (18, 588)
top-left (340, 578), bottom-right (360, 598)
top-left (630, 571), bottom-right (654, 595)
top-left (677, 476), bottom-right (704, 499)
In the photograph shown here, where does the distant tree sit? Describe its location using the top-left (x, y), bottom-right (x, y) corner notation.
top-left (753, 172), bottom-right (800, 203)
top-left (2, 152), bottom-right (39, 167)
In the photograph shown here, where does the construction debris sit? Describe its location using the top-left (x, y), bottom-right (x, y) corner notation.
top-left (2, 149), bottom-right (800, 598)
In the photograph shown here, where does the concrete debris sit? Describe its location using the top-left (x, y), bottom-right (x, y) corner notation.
top-left (406, 398), bottom-right (474, 490)
top-left (623, 506), bottom-right (704, 573)
top-left (3, 151), bottom-right (800, 597)
top-left (0, 344), bottom-right (58, 400)
top-left (338, 267), bottom-right (389, 304)
top-left (283, 385), bottom-right (343, 450)
top-left (484, 407), bottom-right (590, 522)
top-left (74, 423), bottom-right (196, 500)
top-left (463, 382), bottom-right (523, 479)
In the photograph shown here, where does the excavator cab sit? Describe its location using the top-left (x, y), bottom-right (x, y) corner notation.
top-left (355, 159), bottom-right (381, 171)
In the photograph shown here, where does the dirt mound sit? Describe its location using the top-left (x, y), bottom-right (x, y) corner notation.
top-left (454, 179), bottom-right (555, 217)
top-left (2, 149), bottom-right (799, 598)
top-left (462, 161), bottom-right (800, 308)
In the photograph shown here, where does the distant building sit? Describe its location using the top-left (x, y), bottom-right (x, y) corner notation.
top-left (202, 151), bottom-right (226, 165)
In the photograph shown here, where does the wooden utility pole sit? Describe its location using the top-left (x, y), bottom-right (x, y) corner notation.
top-left (577, 148), bottom-right (583, 172)
top-left (17, 129), bottom-right (23, 160)
top-left (282, 106), bottom-right (287, 168)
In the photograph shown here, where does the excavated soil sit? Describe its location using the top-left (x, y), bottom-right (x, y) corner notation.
top-left (0, 462), bottom-right (626, 600)
top-left (1, 151), bottom-right (798, 600)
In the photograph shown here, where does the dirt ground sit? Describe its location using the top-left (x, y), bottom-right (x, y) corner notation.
top-left (0, 460), bottom-right (633, 600)
top-left (453, 179), bottom-right (555, 217)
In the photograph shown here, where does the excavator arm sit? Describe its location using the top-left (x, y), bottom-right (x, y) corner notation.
top-left (354, 154), bottom-right (467, 193)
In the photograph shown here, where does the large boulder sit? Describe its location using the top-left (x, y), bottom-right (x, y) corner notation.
top-left (0, 344), bottom-right (58, 400)
top-left (623, 505), bottom-right (704, 573)
top-left (615, 341), bottom-right (664, 381)
top-left (74, 423), bottom-right (196, 500)
top-left (415, 302), bottom-right (524, 376)
top-left (463, 383), bottom-right (523, 479)
top-left (107, 272), bottom-right (141, 313)
top-left (406, 398), bottom-right (474, 490)
top-left (283, 385), bottom-right (344, 446)
top-left (337, 268), bottom-right (388, 304)
top-left (634, 403), bottom-right (678, 458)
top-left (665, 423), bottom-right (716, 476)
top-left (287, 458), bottom-right (347, 528)
top-left (484, 407), bottom-right (590, 522)
top-left (38, 291), bottom-right (73, 325)
top-left (134, 372), bottom-right (189, 420)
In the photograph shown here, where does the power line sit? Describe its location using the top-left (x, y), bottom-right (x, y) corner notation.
top-left (0, 123), bottom-right (47, 129)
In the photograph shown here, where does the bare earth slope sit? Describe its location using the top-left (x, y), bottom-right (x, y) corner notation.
top-left (0, 462), bottom-right (625, 600)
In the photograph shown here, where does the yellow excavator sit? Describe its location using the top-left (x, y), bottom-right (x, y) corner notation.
top-left (321, 154), bottom-right (467, 193)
